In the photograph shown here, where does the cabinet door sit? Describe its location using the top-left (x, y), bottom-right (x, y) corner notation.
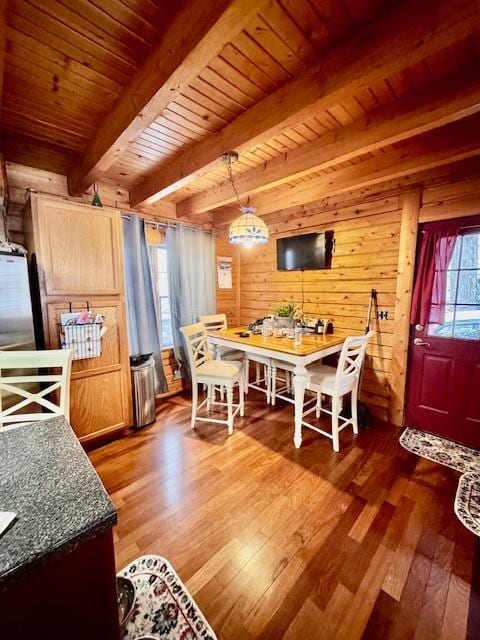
top-left (36, 199), bottom-right (123, 296)
top-left (46, 300), bottom-right (132, 441)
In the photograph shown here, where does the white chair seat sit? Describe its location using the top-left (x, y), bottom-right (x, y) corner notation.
top-left (308, 364), bottom-right (353, 396)
top-left (197, 360), bottom-right (242, 379)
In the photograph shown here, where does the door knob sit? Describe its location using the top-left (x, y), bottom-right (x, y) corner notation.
top-left (413, 338), bottom-right (431, 347)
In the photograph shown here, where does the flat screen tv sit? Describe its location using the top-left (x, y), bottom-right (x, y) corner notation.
top-left (276, 231), bottom-right (334, 271)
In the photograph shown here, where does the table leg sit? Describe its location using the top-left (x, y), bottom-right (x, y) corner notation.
top-left (293, 365), bottom-right (308, 448)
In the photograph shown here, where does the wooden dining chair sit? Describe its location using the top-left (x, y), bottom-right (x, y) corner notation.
top-left (301, 332), bottom-right (374, 451)
top-left (180, 322), bottom-right (244, 434)
top-left (0, 349), bottom-right (73, 430)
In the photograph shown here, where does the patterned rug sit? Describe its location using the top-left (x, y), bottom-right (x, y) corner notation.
top-left (399, 427), bottom-right (480, 473)
top-left (118, 555), bottom-right (217, 640)
top-left (455, 472), bottom-right (480, 537)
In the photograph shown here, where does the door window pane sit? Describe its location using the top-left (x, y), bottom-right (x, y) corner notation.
top-left (460, 233), bottom-right (480, 269)
top-left (427, 230), bottom-right (480, 341)
top-left (452, 305), bottom-right (480, 340)
top-left (456, 270), bottom-right (480, 305)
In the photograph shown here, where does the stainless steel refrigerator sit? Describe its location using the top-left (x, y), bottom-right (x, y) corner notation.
top-left (0, 251), bottom-right (37, 413)
top-left (0, 251), bottom-right (36, 352)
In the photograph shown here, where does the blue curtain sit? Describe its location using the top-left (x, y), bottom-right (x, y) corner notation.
top-left (122, 215), bottom-right (167, 394)
top-left (166, 224), bottom-right (216, 377)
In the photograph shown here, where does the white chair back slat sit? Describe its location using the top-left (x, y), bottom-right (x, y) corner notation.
top-left (180, 323), bottom-right (211, 384)
top-left (334, 331), bottom-right (374, 394)
top-left (198, 314), bottom-right (228, 332)
top-left (0, 349), bottom-right (73, 429)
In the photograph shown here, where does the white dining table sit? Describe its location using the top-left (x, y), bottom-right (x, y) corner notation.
top-left (208, 327), bottom-right (348, 447)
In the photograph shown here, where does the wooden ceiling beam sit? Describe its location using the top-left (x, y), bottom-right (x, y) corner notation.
top-left (178, 73), bottom-right (480, 216)
top-left (67, 0), bottom-right (263, 196)
top-left (212, 115), bottom-right (480, 225)
top-left (130, 0), bottom-right (480, 207)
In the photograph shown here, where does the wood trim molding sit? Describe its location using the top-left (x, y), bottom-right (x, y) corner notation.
top-left (68, 0), bottom-right (263, 195)
top-left (131, 0), bottom-right (480, 206)
top-left (389, 189), bottom-right (421, 426)
top-left (178, 74), bottom-right (480, 216)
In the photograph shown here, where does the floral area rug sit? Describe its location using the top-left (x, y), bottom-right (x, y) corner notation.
top-left (118, 555), bottom-right (217, 640)
top-left (455, 472), bottom-right (480, 537)
top-left (400, 428), bottom-right (480, 537)
top-left (399, 427), bottom-right (480, 473)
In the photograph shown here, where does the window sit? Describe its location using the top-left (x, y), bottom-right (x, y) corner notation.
top-left (428, 230), bottom-right (480, 340)
top-left (150, 245), bottom-right (173, 348)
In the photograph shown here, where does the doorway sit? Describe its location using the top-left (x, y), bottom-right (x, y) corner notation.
top-left (406, 216), bottom-right (480, 448)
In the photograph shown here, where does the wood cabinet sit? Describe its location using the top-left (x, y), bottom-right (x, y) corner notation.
top-left (24, 194), bottom-right (133, 442)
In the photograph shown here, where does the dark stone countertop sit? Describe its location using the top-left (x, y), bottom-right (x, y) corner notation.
top-left (0, 416), bottom-right (117, 589)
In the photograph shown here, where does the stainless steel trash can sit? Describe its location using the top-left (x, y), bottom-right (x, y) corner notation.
top-left (130, 356), bottom-right (156, 427)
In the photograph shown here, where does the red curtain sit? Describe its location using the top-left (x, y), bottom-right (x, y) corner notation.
top-left (410, 229), bottom-right (458, 326)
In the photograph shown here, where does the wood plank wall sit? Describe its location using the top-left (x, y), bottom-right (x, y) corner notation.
top-left (237, 196), bottom-right (401, 422)
top-left (235, 169), bottom-right (480, 424)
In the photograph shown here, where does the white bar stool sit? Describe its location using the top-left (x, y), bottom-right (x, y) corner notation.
top-left (301, 332), bottom-right (374, 451)
top-left (181, 322), bottom-right (244, 434)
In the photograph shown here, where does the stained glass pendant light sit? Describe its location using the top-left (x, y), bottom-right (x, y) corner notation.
top-left (220, 151), bottom-right (269, 248)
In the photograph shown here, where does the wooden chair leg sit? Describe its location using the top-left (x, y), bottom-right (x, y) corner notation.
top-left (331, 396), bottom-right (340, 452)
top-left (191, 383), bottom-right (198, 430)
top-left (226, 387), bottom-right (234, 435)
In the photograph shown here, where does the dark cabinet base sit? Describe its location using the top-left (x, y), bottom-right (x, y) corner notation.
top-left (1, 530), bottom-right (120, 640)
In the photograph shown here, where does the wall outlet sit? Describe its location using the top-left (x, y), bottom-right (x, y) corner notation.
top-left (376, 310), bottom-right (389, 320)
top-left (173, 368), bottom-right (182, 380)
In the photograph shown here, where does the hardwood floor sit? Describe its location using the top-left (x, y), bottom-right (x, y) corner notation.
top-left (88, 391), bottom-right (478, 639)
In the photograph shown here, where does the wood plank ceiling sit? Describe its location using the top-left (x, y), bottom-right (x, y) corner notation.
top-left (2, 0), bottom-right (480, 219)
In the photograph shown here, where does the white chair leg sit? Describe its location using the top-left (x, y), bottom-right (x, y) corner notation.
top-left (245, 358), bottom-right (250, 394)
top-left (266, 363), bottom-right (272, 404)
top-left (351, 387), bottom-right (359, 435)
top-left (191, 383), bottom-right (198, 430)
top-left (332, 397), bottom-right (340, 452)
top-left (239, 374), bottom-right (245, 417)
top-left (315, 391), bottom-right (322, 418)
top-left (286, 371), bottom-right (291, 394)
top-left (271, 365), bottom-right (277, 406)
top-left (206, 384), bottom-right (211, 411)
top-left (220, 385), bottom-right (225, 402)
top-left (256, 363), bottom-right (261, 384)
top-left (227, 386), bottom-right (234, 435)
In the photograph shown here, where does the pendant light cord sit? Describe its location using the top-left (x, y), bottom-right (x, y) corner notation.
top-left (226, 154), bottom-right (242, 206)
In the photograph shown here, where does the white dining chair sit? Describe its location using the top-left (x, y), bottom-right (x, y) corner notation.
top-left (0, 349), bottom-right (73, 430)
top-left (301, 332), bottom-right (374, 451)
top-left (198, 313), bottom-right (244, 362)
top-left (180, 322), bottom-right (244, 434)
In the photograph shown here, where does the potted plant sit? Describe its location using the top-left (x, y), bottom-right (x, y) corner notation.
top-left (271, 302), bottom-right (302, 328)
